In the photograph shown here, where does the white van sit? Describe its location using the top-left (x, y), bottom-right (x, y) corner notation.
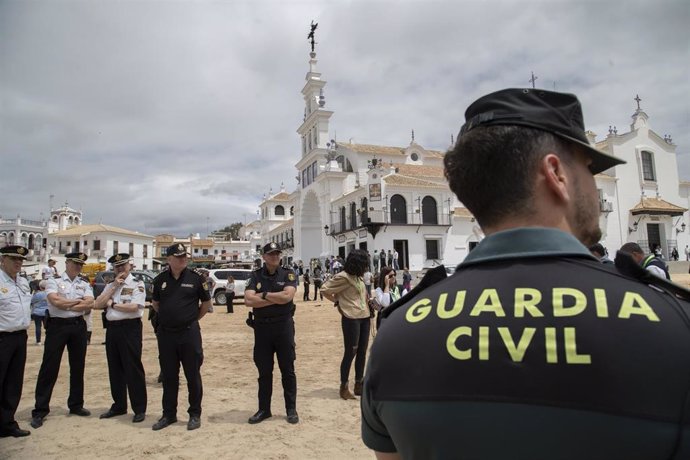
top-left (208, 268), bottom-right (253, 305)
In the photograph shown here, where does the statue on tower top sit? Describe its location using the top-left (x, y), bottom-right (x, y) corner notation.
top-left (308, 20), bottom-right (318, 53)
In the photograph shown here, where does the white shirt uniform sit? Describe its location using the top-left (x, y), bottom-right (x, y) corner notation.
top-left (0, 269), bottom-right (31, 332)
top-left (105, 273), bottom-right (146, 321)
top-left (46, 273), bottom-right (94, 318)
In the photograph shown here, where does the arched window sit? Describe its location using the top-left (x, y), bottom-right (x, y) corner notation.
top-left (290, 206), bottom-right (294, 216)
top-left (390, 195), bottom-right (407, 224)
top-left (340, 206), bottom-right (346, 232)
top-left (422, 196), bottom-right (438, 224)
top-left (361, 197), bottom-right (368, 224)
top-left (641, 151), bottom-right (656, 181)
top-left (52, 215), bottom-right (58, 223)
top-left (350, 202), bottom-right (357, 229)
top-left (74, 217), bottom-right (80, 225)
top-left (68, 216), bottom-right (74, 225)
top-left (275, 205), bottom-right (285, 216)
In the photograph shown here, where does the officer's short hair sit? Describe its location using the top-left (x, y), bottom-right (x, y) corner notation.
top-left (620, 242), bottom-right (644, 256)
top-left (444, 125), bottom-right (574, 228)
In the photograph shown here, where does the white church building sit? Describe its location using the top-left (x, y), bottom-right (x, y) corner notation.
top-left (253, 48), bottom-right (688, 271)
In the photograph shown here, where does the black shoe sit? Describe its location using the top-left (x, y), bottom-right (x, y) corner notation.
top-left (132, 413), bottom-right (146, 423)
top-left (0, 427), bottom-right (31, 438)
top-left (187, 416), bottom-right (201, 431)
top-left (100, 409), bottom-right (126, 419)
top-left (30, 417), bottom-right (44, 429)
top-left (248, 410), bottom-right (272, 424)
top-left (286, 409), bottom-right (299, 424)
top-left (152, 416), bottom-right (177, 431)
top-left (69, 408), bottom-right (91, 417)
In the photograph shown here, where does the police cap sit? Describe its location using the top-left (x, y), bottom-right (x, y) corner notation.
top-left (263, 242), bottom-right (281, 254)
top-left (65, 252), bottom-right (88, 264)
top-left (459, 88), bottom-right (626, 174)
top-left (0, 245), bottom-right (29, 259)
top-left (166, 243), bottom-right (189, 257)
top-left (108, 253), bottom-right (131, 266)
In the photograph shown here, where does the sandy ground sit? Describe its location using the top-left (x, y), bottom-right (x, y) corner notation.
top-left (2, 284), bottom-right (374, 460)
top-left (4, 270), bottom-right (690, 459)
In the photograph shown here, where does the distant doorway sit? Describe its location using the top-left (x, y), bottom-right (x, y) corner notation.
top-left (393, 239), bottom-right (409, 269)
top-left (647, 223), bottom-right (661, 255)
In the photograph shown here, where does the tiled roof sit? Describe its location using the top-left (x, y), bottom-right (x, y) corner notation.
top-left (383, 175), bottom-right (448, 188)
top-left (52, 224), bottom-right (153, 238)
top-left (394, 164), bottom-right (445, 178)
top-left (631, 197), bottom-right (687, 216)
top-left (344, 143), bottom-right (446, 159)
top-left (344, 143), bottom-right (406, 156)
top-left (453, 207), bottom-right (475, 219)
top-left (269, 192), bottom-right (291, 201)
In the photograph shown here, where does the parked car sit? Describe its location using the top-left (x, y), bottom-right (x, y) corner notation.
top-left (92, 270), bottom-right (155, 302)
top-left (208, 268), bottom-right (253, 305)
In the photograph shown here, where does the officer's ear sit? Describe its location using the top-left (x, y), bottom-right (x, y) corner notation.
top-left (539, 153), bottom-right (570, 205)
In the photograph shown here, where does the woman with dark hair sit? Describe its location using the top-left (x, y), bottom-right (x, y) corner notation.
top-left (321, 249), bottom-right (370, 400)
top-left (375, 266), bottom-right (401, 309)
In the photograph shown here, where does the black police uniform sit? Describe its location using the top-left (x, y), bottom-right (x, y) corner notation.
top-left (246, 265), bottom-right (298, 413)
top-left (362, 228), bottom-right (690, 459)
top-left (152, 267), bottom-right (210, 420)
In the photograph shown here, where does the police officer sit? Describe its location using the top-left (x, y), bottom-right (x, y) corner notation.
top-left (31, 252), bottom-right (93, 429)
top-left (94, 253), bottom-right (147, 423)
top-left (361, 88), bottom-right (690, 458)
top-left (0, 246), bottom-right (32, 437)
top-left (151, 243), bottom-right (212, 431)
top-left (245, 242), bottom-right (299, 424)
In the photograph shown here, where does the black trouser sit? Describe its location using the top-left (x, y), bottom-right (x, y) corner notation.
top-left (303, 283), bottom-right (310, 301)
top-left (226, 291), bottom-right (235, 313)
top-left (313, 281), bottom-right (322, 300)
top-left (0, 330), bottom-right (27, 432)
top-left (156, 322), bottom-right (203, 418)
top-left (340, 317), bottom-right (370, 384)
top-left (33, 317), bottom-right (88, 418)
top-left (105, 318), bottom-right (147, 414)
top-left (253, 317), bottom-right (296, 412)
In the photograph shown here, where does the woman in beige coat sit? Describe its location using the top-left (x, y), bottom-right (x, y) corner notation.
top-left (321, 249), bottom-right (370, 400)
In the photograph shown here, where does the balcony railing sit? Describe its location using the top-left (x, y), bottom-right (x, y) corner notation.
top-left (328, 212), bottom-right (451, 235)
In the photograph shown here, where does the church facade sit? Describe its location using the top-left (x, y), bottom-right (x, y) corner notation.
top-left (252, 48), bottom-right (689, 270)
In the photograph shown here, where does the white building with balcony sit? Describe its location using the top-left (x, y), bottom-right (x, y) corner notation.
top-left (253, 45), bottom-right (688, 272)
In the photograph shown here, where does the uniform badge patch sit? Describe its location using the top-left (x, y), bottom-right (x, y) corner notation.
top-left (288, 273), bottom-right (296, 281)
top-left (256, 282), bottom-right (262, 290)
top-left (138, 286), bottom-right (145, 292)
top-left (162, 282), bottom-right (167, 290)
top-left (202, 282), bottom-right (208, 290)
top-left (121, 288), bottom-right (133, 296)
top-left (0, 288), bottom-right (7, 294)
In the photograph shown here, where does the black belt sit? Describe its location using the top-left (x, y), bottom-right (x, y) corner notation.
top-left (107, 318), bottom-right (142, 327)
top-left (0, 330), bottom-right (27, 338)
top-left (254, 314), bottom-right (292, 325)
top-left (158, 321), bottom-right (196, 333)
top-left (50, 316), bottom-right (85, 325)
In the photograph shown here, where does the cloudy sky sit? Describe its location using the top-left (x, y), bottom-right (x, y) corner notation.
top-left (1, 0), bottom-right (688, 237)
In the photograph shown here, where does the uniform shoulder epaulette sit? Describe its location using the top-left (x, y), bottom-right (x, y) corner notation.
top-left (192, 268), bottom-right (205, 277)
top-left (614, 251), bottom-right (690, 301)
